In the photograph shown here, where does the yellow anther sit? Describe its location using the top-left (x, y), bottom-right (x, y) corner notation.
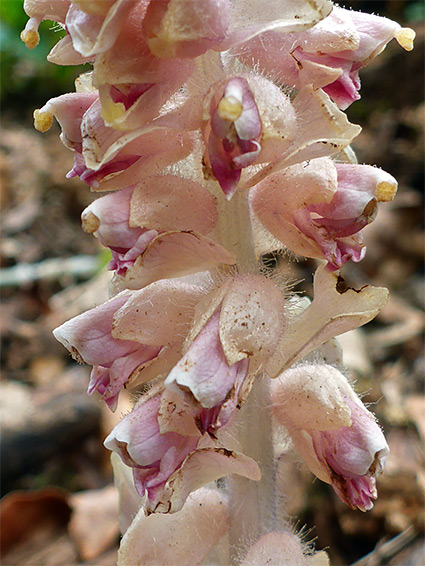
top-left (395, 28), bottom-right (415, 51)
top-left (20, 29), bottom-right (39, 50)
top-left (376, 180), bottom-right (397, 202)
top-left (33, 109), bottom-right (53, 132)
top-left (217, 96), bottom-right (243, 122)
top-left (82, 211), bottom-right (100, 234)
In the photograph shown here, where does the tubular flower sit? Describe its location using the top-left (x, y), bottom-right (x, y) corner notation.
top-left (53, 277), bottom-right (207, 410)
top-left (309, 398), bottom-right (389, 511)
top-left (81, 175), bottom-right (218, 276)
top-left (251, 157), bottom-right (397, 269)
top-left (34, 91), bottom-right (196, 191)
top-left (205, 77), bottom-right (262, 198)
top-left (166, 274), bottom-right (287, 416)
top-left (271, 364), bottom-right (389, 511)
top-left (239, 6), bottom-right (415, 109)
top-left (104, 388), bottom-right (261, 514)
top-left (81, 186), bottom-right (158, 276)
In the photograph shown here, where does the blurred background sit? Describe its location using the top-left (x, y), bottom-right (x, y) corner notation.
top-left (1, 1), bottom-right (424, 564)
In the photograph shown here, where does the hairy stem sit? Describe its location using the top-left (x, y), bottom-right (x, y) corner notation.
top-left (216, 188), bottom-right (258, 273)
top-left (228, 375), bottom-right (275, 563)
top-left (217, 188), bottom-right (276, 562)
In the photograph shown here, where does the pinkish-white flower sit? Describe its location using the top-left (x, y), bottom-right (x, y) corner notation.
top-left (201, 72), bottom-right (299, 197)
top-left (34, 92), bottom-right (196, 190)
top-left (250, 157), bottom-right (397, 269)
top-left (271, 364), bottom-right (389, 511)
top-left (81, 177), bottom-right (217, 276)
top-left (82, 186), bottom-right (158, 276)
top-left (53, 277), bottom-right (206, 409)
top-left (239, 6), bottom-right (415, 109)
top-left (166, 311), bottom-right (250, 416)
top-left (205, 77), bottom-right (262, 198)
top-left (166, 274), bottom-right (286, 417)
top-left (105, 387), bottom-right (261, 513)
top-left (105, 393), bottom-right (199, 502)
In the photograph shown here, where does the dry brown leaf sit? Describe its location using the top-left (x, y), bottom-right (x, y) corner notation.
top-left (68, 485), bottom-right (119, 561)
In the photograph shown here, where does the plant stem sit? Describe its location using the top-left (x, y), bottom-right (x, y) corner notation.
top-left (216, 188), bottom-right (257, 273)
top-left (217, 188), bottom-right (276, 562)
top-left (228, 375), bottom-right (275, 562)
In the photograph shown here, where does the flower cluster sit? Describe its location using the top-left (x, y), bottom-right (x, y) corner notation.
top-left (24, 1), bottom-right (413, 563)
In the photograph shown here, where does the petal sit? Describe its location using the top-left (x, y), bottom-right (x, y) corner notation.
top-left (81, 100), bottom-right (194, 175)
top-left (165, 312), bottom-right (249, 409)
top-left (120, 231), bottom-right (236, 290)
top-left (112, 277), bottom-right (205, 346)
top-left (81, 186), bottom-right (138, 248)
top-left (130, 175), bottom-right (217, 234)
top-left (34, 92), bottom-right (98, 142)
top-left (266, 264), bottom-right (389, 377)
top-left (53, 293), bottom-right (134, 366)
top-left (149, 447), bottom-right (261, 514)
top-left (219, 275), bottom-right (286, 366)
top-left (89, 345), bottom-right (161, 411)
top-left (104, 395), bottom-right (196, 472)
top-left (118, 488), bottom-right (229, 566)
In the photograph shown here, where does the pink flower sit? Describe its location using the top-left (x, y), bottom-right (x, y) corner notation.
top-left (21, 0), bottom-right (134, 60)
top-left (206, 77), bottom-right (261, 198)
top-left (251, 157), bottom-right (397, 269)
top-left (166, 311), bottom-right (250, 428)
top-left (82, 186), bottom-right (159, 276)
top-left (271, 364), bottom-right (389, 511)
top-left (166, 274), bottom-right (286, 421)
top-left (105, 394), bottom-right (199, 503)
top-left (81, 175), bottom-right (219, 275)
top-left (34, 93), bottom-right (196, 190)
top-left (105, 388), bottom-right (261, 513)
top-left (202, 74), bottom-right (300, 197)
top-left (53, 277), bottom-right (206, 409)
top-left (309, 398), bottom-right (389, 511)
top-left (53, 293), bottom-right (158, 410)
top-left (239, 6), bottom-right (415, 109)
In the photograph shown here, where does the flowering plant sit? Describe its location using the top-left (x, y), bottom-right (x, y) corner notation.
top-left (23, 1), bottom-right (414, 563)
